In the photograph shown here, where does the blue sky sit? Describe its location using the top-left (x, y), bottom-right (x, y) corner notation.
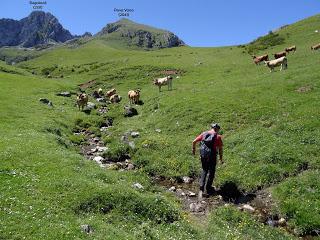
top-left (1, 0), bottom-right (319, 47)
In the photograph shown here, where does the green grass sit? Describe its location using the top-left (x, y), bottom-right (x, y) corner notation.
top-left (207, 206), bottom-right (293, 240)
top-left (1, 14), bottom-right (320, 239)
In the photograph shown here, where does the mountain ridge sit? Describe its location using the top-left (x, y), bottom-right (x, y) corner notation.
top-left (0, 12), bottom-right (185, 49)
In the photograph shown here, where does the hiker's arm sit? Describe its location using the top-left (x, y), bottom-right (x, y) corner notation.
top-left (192, 135), bottom-right (202, 155)
top-left (218, 137), bottom-right (224, 163)
top-left (218, 147), bottom-right (223, 163)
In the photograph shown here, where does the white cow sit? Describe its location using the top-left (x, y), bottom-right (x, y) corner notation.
top-left (264, 56), bottom-right (287, 72)
top-left (153, 76), bottom-right (173, 92)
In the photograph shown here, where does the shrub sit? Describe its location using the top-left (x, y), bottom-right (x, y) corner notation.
top-left (246, 32), bottom-right (285, 54)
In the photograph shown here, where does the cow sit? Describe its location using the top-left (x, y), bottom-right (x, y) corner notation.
top-left (106, 88), bottom-right (116, 98)
top-left (311, 43), bottom-right (320, 50)
top-left (264, 56), bottom-right (287, 72)
top-left (153, 76), bottom-right (173, 92)
top-left (128, 89), bottom-right (141, 104)
top-left (273, 51), bottom-right (287, 59)
top-left (252, 54), bottom-right (269, 65)
top-left (76, 93), bottom-right (88, 111)
top-left (285, 45), bottom-right (296, 54)
top-left (110, 94), bottom-right (122, 103)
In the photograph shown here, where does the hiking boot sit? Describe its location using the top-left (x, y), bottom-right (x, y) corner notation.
top-left (206, 187), bottom-right (216, 196)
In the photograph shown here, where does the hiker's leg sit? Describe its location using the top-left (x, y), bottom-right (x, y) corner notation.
top-left (199, 157), bottom-right (209, 191)
top-left (206, 158), bottom-right (217, 193)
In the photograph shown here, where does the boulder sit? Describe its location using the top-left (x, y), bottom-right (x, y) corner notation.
top-left (81, 224), bottom-right (94, 234)
top-left (242, 204), bottom-right (255, 213)
top-left (131, 131), bottom-right (140, 138)
top-left (186, 191), bottom-right (196, 197)
top-left (97, 146), bottom-right (108, 152)
top-left (83, 102), bottom-right (96, 114)
top-left (96, 98), bottom-right (106, 103)
top-left (39, 98), bottom-right (53, 107)
top-left (86, 102), bottom-right (96, 110)
top-left (56, 91), bottom-right (71, 97)
top-left (176, 188), bottom-right (186, 197)
top-left (128, 141), bottom-right (135, 150)
top-left (155, 129), bottom-right (161, 133)
top-left (169, 186), bottom-right (176, 192)
top-left (93, 156), bottom-right (104, 163)
top-left (124, 106), bottom-right (138, 117)
top-left (92, 91), bottom-right (100, 99)
top-left (127, 163), bottom-right (135, 170)
top-left (277, 217), bottom-right (286, 227)
top-left (182, 176), bottom-right (193, 184)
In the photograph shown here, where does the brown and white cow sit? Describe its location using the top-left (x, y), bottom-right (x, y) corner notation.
top-left (274, 51), bottom-right (287, 59)
top-left (252, 54), bottom-right (269, 65)
top-left (76, 93), bottom-right (88, 111)
top-left (311, 43), bottom-right (320, 50)
top-left (106, 88), bottom-right (117, 98)
top-left (264, 56), bottom-right (287, 72)
top-left (128, 89), bottom-right (141, 104)
top-left (285, 45), bottom-right (296, 54)
top-left (153, 76), bottom-right (173, 92)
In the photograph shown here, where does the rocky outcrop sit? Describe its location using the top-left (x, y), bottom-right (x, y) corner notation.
top-left (0, 11), bottom-right (74, 47)
top-left (96, 18), bottom-right (185, 49)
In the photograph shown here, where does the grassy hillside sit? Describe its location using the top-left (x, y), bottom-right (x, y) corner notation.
top-left (1, 14), bottom-right (320, 239)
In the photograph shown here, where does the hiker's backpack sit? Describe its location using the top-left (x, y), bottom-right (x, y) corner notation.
top-left (200, 132), bottom-right (216, 159)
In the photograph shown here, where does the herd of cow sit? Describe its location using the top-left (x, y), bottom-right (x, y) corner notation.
top-left (252, 42), bottom-right (320, 72)
top-left (76, 75), bottom-right (174, 110)
top-left (75, 42), bottom-right (320, 110)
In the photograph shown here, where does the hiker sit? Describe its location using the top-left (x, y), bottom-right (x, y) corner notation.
top-left (192, 123), bottom-right (224, 195)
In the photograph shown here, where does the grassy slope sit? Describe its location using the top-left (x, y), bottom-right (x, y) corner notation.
top-left (1, 14), bottom-right (320, 238)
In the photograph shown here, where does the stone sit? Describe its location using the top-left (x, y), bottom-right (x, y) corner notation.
top-left (93, 156), bottom-right (104, 163)
top-left (127, 163), bottom-right (135, 170)
top-left (97, 146), bottom-right (108, 152)
top-left (81, 224), bottom-right (94, 234)
top-left (132, 183), bottom-right (144, 190)
top-left (56, 91), bottom-right (71, 97)
top-left (131, 131), bottom-right (140, 138)
top-left (92, 91), bottom-right (100, 99)
top-left (86, 102), bottom-right (96, 110)
top-left (176, 188), bottom-right (186, 197)
top-left (96, 98), bottom-right (106, 103)
top-left (124, 106), bottom-right (138, 117)
top-left (120, 135), bottom-right (129, 144)
top-left (90, 147), bottom-right (98, 153)
top-left (266, 218), bottom-right (275, 227)
top-left (169, 186), bottom-right (176, 192)
top-left (182, 176), bottom-right (193, 184)
top-left (186, 191), bottom-right (196, 197)
top-left (100, 127), bottom-right (109, 132)
top-left (93, 137), bottom-right (100, 143)
top-left (39, 98), bottom-right (53, 107)
top-left (278, 217), bottom-right (286, 226)
top-left (155, 129), bottom-right (161, 133)
top-left (242, 204), bottom-right (255, 213)
top-left (128, 141), bottom-right (135, 150)
top-left (98, 107), bottom-right (109, 114)
top-left (39, 98), bottom-right (50, 104)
